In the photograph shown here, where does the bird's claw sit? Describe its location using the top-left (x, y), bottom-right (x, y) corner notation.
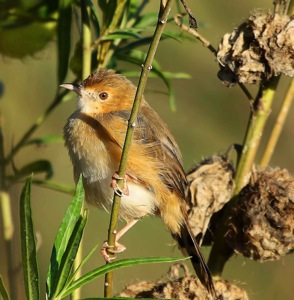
top-left (100, 241), bottom-right (126, 262)
top-left (111, 172), bottom-right (129, 196)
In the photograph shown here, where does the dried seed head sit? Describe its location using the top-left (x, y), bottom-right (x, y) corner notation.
top-left (118, 264), bottom-right (248, 300)
top-left (226, 167), bottom-right (294, 261)
top-left (217, 13), bottom-right (294, 86)
top-left (186, 155), bottom-right (235, 241)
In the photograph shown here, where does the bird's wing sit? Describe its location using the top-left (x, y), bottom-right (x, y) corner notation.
top-left (107, 106), bottom-right (187, 198)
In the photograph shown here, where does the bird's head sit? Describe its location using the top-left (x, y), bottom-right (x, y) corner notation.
top-left (61, 69), bottom-right (137, 115)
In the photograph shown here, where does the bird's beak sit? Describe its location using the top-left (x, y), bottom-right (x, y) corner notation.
top-left (60, 83), bottom-right (82, 95)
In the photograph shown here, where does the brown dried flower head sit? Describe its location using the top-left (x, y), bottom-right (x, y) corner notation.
top-left (186, 155), bottom-right (235, 242)
top-left (118, 264), bottom-right (248, 300)
top-left (217, 13), bottom-right (294, 86)
top-left (226, 167), bottom-right (294, 261)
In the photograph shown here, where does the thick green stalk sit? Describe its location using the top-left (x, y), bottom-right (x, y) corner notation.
top-left (207, 76), bottom-right (280, 276)
top-left (104, 0), bottom-right (175, 297)
top-left (233, 77), bottom-right (280, 194)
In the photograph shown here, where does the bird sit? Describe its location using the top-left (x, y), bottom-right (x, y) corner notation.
top-left (62, 69), bottom-right (217, 298)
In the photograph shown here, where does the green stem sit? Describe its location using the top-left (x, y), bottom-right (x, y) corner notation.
top-left (103, 0), bottom-right (175, 297)
top-left (207, 76), bottom-right (280, 276)
top-left (260, 79), bottom-right (294, 168)
top-left (233, 77), bottom-right (280, 194)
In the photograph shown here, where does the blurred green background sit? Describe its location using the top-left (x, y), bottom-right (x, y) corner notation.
top-left (1, 1), bottom-right (293, 299)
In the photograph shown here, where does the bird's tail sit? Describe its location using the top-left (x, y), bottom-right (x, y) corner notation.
top-left (175, 211), bottom-right (217, 299)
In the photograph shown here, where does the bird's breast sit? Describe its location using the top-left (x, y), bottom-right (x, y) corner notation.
top-left (64, 114), bottom-right (156, 219)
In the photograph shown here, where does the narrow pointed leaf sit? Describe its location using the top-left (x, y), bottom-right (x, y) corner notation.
top-left (67, 244), bottom-right (99, 286)
top-left (61, 257), bottom-right (188, 297)
top-left (27, 135), bottom-right (63, 146)
top-left (53, 211), bottom-right (88, 297)
top-left (9, 160), bottom-right (53, 183)
top-left (46, 176), bottom-right (84, 297)
top-left (20, 175), bottom-right (40, 300)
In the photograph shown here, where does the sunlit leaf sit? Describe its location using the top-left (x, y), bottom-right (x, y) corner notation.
top-left (122, 71), bottom-right (191, 79)
top-left (20, 175), bottom-right (40, 300)
top-left (67, 244), bottom-right (99, 286)
top-left (53, 211), bottom-right (88, 297)
top-left (60, 256), bottom-right (188, 298)
top-left (27, 135), bottom-right (63, 146)
top-left (46, 176), bottom-right (85, 298)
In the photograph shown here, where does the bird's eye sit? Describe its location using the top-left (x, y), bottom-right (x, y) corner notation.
top-left (99, 92), bottom-right (108, 100)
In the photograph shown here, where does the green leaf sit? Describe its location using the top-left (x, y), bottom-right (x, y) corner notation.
top-left (152, 68), bottom-right (176, 112)
top-left (46, 176), bottom-right (85, 298)
top-left (0, 275), bottom-right (10, 300)
top-left (122, 71), bottom-right (191, 79)
top-left (119, 35), bottom-right (170, 52)
top-left (19, 175), bottom-right (40, 300)
top-left (26, 135), bottom-right (63, 146)
top-left (32, 180), bottom-right (75, 194)
top-left (53, 211), bottom-right (88, 297)
top-left (9, 160), bottom-right (53, 183)
top-left (68, 244), bottom-right (99, 286)
top-left (102, 29), bottom-right (141, 41)
top-left (57, 0), bottom-right (72, 84)
top-left (60, 256), bottom-right (188, 298)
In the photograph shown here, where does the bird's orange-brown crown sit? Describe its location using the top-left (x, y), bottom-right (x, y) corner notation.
top-left (77, 69), bottom-right (137, 115)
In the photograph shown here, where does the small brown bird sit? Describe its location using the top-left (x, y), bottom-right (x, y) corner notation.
top-left (62, 69), bottom-right (216, 298)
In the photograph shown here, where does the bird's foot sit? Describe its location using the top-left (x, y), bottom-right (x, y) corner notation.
top-left (111, 172), bottom-right (129, 196)
top-left (100, 241), bottom-right (126, 262)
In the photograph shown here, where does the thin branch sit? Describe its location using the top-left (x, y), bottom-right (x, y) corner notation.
top-left (174, 14), bottom-right (254, 105)
top-left (103, 0), bottom-right (175, 297)
top-left (174, 14), bottom-right (216, 55)
top-left (179, 0), bottom-right (198, 29)
top-left (260, 79), bottom-right (294, 168)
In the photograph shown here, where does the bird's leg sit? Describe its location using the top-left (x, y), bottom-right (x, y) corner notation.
top-left (101, 219), bottom-right (140, 262)
top-left (111, 172), bottom-right (130, 196)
